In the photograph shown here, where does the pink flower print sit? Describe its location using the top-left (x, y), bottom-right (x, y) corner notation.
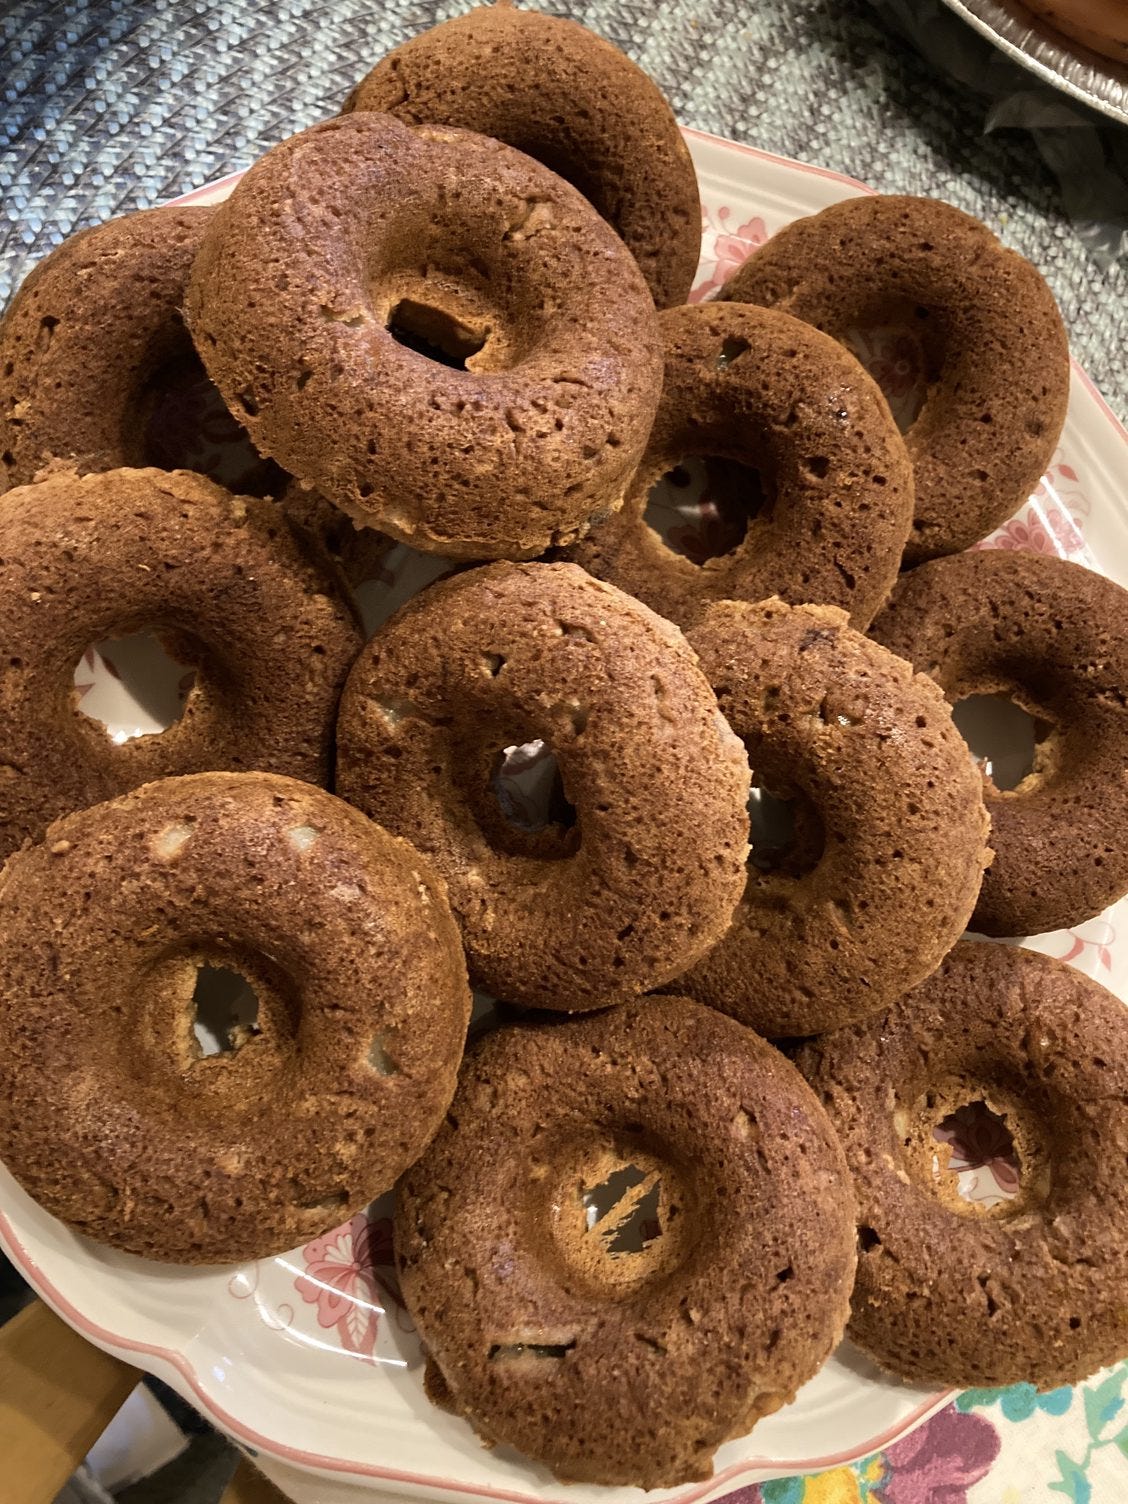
top-left (737, 1402), bottom-right (999, 1503)
top-left (934, 1102), bottom-right (1020, 1197)
top-left (863, 331), bottom-right (923, 403)
top-left (690, 208), bottom-right (768, 302)
top-left (1042, 502), bottom-right (1086, 556)
top-left (879, 1404), bottom-right (1001, 1503)
top-left (1032, 455), bottom-right (1091, 524)
top-left (295, 1212), bottom-right (387, 1360)
top-left (977, 509), bottom-right (1056, 557)
top-left (1058, 917), bottom-right (1116, 972)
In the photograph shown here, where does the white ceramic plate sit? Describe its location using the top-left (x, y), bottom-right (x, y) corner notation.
top-left (3, 127), bottom-right (1128, 1504)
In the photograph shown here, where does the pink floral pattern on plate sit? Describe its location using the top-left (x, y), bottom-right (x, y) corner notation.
top-left (841, 325), bottom-right (928, 433)
top-left (690, 205), bottom-right (768, 302)
top-left (294, 1212), bottom-right (394, 1361)
top-left (1043, 915), bottom-right (1118, 971)
top-left (974, 453), bottom-right (1092, 564)
top-left (934, 1103), bottom-right (1021, 1207)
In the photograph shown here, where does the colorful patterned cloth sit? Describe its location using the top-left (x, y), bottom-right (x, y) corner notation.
top-left (736, 1368), bottom-right (1128, 1502)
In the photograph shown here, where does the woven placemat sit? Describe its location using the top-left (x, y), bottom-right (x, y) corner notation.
top-left (2, 0), bottom-right (1125, 417)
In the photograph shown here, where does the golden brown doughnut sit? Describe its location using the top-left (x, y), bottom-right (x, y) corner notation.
top-left (721, 196), bottom-right (1069, 564)
top-left (185, 115), bottom-right (663, 560)
top-left (345, 4), bottom-right (701, 308)
top-left (0, 772), bottom-right (471, 1264)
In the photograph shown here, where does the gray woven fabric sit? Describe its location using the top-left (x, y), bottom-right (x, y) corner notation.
top-left (2, 0), bottom-right (1125, 418)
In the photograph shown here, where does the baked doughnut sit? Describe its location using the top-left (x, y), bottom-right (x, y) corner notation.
top-left (674, 599), bottom-right (990, 1036)
top-left (871, 548), bottom-right (1128, 936)
top-left (0, 467), bottom-right (362, 862)
top-left (396, 995), bottom-right (856, 1487)
top-left (720, 195), bottom-right (1069, 564)
top-left (345, 5), bottom-right (701, 309)
top-left (567, 303), bottom-right (914, 631)
top-left (797, 941), bottom-right (1128, 1389)
top-left (335, 562), bottom-right (750, 1011)
top-left (0, 771), bottom-right (470, 1264)
top-left (0, 205), bottom-right (280, 498)
top-left (185, 114), bottom-right (663, 560)
top-left (1023, 0), bottom-right (1128, 62)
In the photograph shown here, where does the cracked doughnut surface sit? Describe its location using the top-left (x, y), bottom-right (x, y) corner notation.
top-left (0, 467), bottom-right (362, 862)
top-left (395, 995), bottom-right (856, 1487)
top-left (185, 114), bottom-right (663, 560)
top-left (567, 302), bottom-right (914, 630)
top-left (797, 941), bottom-right (1128, 1389)
top-left (720, 195), bottom-right (1069, 563)
top-left (675, 598), bottom-right (990, 1036)
top-left (344, 4), bottom-right (701, 309)
top-left (0, 772), bottom-right (471, 1263)
top-left (871, 549), bottom-right (1128, 936)
top-left (334, 561), bottom-right (750, 1011)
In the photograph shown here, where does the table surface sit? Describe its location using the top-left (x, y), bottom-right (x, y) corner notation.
top-left (2, 2), bottom-right (1127, 1501)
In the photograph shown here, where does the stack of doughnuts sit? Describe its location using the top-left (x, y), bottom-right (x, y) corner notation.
top-left (2, 2), bottom-right (1127, 1490)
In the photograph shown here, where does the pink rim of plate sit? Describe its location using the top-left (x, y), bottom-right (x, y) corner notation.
top-left (4, 122), bottom-right (1123, 1497)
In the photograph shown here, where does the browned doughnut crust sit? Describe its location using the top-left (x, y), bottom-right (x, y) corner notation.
top-left (673, 599), bottom-right (990, 1036)
top-left (0, 467), bottom-right (362, 863)
top-left (275, 479), bottom-right (394, 589)
top-left (345, 4), bottom-right (701, 309)
top-left (567, 303), bottom-right (914, 631)
top-left (870, 548), bottom-right (1128, 936)
top-left (720, 196), bottom-right (1069, 564)
top-left (797, 942), bottom-right (1128, 1389)
top-left (335, 562), bottom-right (750, 1011)
top-left (0, 206), bottom-right (376, 569)
top-left (185, 115), bottom-right (663, 560)
top-left (0, 772), bottom-right (470, 1264)
top-left (396, 996), bottom-right (856, 1487)
top-left (0, 206), bottom-right (278, 498)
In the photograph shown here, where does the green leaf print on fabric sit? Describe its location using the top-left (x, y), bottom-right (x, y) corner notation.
top-left (956, 1381), bottom-right (1073, 1420)
top-left (758, 1478), bottom-right (806, 1504)
top-left (1049, 1448), bottom-right (1092, 1503)
top-left (1083, 1370), bottom-right (1125, 1441)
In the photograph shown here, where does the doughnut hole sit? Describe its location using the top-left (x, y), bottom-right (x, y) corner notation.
top-left (842, 301), bottom-right (945, 434)
top-left (546, 1138), bottom-right (692, 1298)
top-left (643, 455), bottom-right (772, 564)
top-left (131, 948), bottom-right (301, 1089)
top-left (933, 1101), bottom-right (1019, 1210)
top-left (893, 1080), bottom-right (1050, 1222)
top-left (469, 734), bottom-right (579, 862)
top-left (74, 630), bottom-right (197, 742)
top-left (387, 298), bottom-right (488, 370)
top-left (952, 693), bottom-right (1056, 794)
top-left (748, 781), bottom-right (825, 877)
top-left (367, 192), bottom-right (567, 375)
top-left (140, 346), bottom-right (285, 497)
top-left (192, 964), bottom-right (261, 1057)
top-left (492, 740), bottom-right (576, 830)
